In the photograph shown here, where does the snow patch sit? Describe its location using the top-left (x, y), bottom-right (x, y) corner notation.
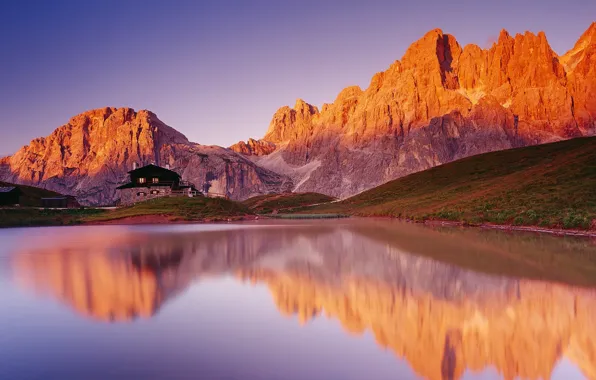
top-left (292, 160), bottom-right (321, 191)
top-left (255, 148), bottom-right (321, 192)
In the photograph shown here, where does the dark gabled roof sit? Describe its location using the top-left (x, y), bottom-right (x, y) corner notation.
top-left (0, 186), bottom-right (21, 193)
top-left (128, 164), bottom-right (180, 177)
top-left (116, 182), bottom-right (174, 189)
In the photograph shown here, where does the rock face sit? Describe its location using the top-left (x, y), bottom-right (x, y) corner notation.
top-left (229, 138), bottom-right (276, 156)
top-left (0, 107), bottom-right (292, 205)
top-left (3, 25), bottom-right (595, 203)
top-left (235, 23), bottom-right (596, 198)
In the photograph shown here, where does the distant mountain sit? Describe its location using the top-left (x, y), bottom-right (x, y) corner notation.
top-left (0, 107), bottom-right (292, 205)
top-left (2, 24), bottom-right (595, 204)
top-left (232, 23), bottom-right (596, 198)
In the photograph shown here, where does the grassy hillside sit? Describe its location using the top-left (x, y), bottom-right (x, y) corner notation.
top-left (0, 181), bottom-right (62, 206)
top-left (243, 192), bottom-right (336, 214)
top-left (0, 208), bottom-right (103, 228)
top-left (85, 196), bottom-right (254, 223)
top-left (296, 137), bottom-right (596, 230)
top-left (0, 197), bottom-right (254, 228)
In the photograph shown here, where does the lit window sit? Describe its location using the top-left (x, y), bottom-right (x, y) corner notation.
top-left (138, 178), bottom-right (146, 184)
top-left (152, 178), bottom-right (159, 183)
top-left (150, 190), bottom-right (159, 195)
top-left (137, 192), bottom-right (146, 197)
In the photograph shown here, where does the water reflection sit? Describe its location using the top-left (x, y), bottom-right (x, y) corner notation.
top-left (6, 220), bottom-right (596, 380)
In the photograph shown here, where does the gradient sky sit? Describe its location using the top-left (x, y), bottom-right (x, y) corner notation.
top-left (1, 0), bottom-right (594, 156)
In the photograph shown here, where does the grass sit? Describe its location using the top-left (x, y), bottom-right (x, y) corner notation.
top-left (291, 137), bottom-right (596, 231)
top-left (0, 196), bottom-right (254, 228)
top-left (0, 208), bottom-right (104, 228)
top-left (0, 181), bottom-right (62, 207)
top-left (243, 192), bottom-right (336, 214)
top-left (85, 196), bottom-right (254, 223)
top-left (0, 181), bottom-right (100, 227)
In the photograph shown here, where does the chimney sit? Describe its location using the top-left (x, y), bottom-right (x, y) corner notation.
top-left (133, 162), bottom-right (137, 170)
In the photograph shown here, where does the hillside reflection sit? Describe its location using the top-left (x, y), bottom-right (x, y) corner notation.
top-left (10, 220), bottom-right (596, 380)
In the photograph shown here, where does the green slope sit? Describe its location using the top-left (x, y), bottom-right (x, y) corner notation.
top-left (298, 137), bottom-right (596, 230)
top-left (243, 192), bottom-right (336, 214)
top-left (85, 196), bottom-right (254, 223)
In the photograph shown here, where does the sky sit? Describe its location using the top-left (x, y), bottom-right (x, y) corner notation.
top-left (1, 0), bottom-right (594, 156)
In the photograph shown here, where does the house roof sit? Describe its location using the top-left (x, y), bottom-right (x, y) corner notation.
top-left (116, 182), bottom-right (174, 189)
top-left (128, 164), bottom-right (180, 177)
top-left (0, 186), bottom-right (19, 193)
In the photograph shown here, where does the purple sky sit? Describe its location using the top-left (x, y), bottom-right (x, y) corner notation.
top-left (0, 0), bottom-right (594, 156)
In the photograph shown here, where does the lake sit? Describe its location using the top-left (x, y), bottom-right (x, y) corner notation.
top-left (1, 219), bottom-right (595, 380)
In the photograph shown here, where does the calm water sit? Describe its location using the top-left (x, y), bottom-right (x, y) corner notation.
top-left (1, 219), bottom-right (595, 380)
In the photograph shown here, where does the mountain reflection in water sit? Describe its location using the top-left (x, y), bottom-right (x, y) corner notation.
top-left (7, 220), bottom-right (596, 380)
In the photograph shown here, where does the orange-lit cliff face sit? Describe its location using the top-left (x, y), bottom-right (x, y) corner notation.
top-left (233, 23), bottom-right (596, 198)
top-left (238, 269), bottom-right (596, 380)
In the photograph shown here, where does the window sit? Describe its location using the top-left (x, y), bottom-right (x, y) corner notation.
top-left (152, 178), bottom-right (159, 184)
top-left (136, 192), bottom-right (146, 197)
top-left (137, 177), bottom-right (146, 184)
top-left (150, 190), bottom-right (160, 195)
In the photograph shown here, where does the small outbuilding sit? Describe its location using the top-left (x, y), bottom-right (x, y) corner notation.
top-left (41, 196), bottom-right (81, 209)
top-left (0, 187), bottom-right (23, 206)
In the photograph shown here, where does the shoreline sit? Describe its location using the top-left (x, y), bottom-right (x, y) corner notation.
top-left (86, 213), bottom-right (596, 238)
top-left (85, 214), bottom-right (259, 226)
top-left (407, 218), bottom-right (596, 238)
top-left (3, 212), bottom-right (596, 238)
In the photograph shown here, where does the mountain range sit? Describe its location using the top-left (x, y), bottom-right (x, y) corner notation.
top-left (1, 23), bottom-right (595, 205)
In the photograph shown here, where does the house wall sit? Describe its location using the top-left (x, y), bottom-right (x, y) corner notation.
top-left (0, 192), bottom-right (20, 206)
top-left (119, 187), bottom-right (196, 205)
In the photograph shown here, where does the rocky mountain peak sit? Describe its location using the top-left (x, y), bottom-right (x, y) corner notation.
top-left (580, 21), bottom-right (596, 42)
top-left (242, 23), bottom-right (596, 198)
top-left (403, 28), bottom-right (451, 63)
top-left (294, 98), bottom-right (319, 116)
top-left (229, 138), bottom-right (276, 156)
top-left (498, 28), bottom-right (511, 42)
top-left (562, 22), bottom-right (596, 72)
top-left (334, 86), bottom-right (363, 103)
top-left (263, 99), bottom-right (319, 144)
